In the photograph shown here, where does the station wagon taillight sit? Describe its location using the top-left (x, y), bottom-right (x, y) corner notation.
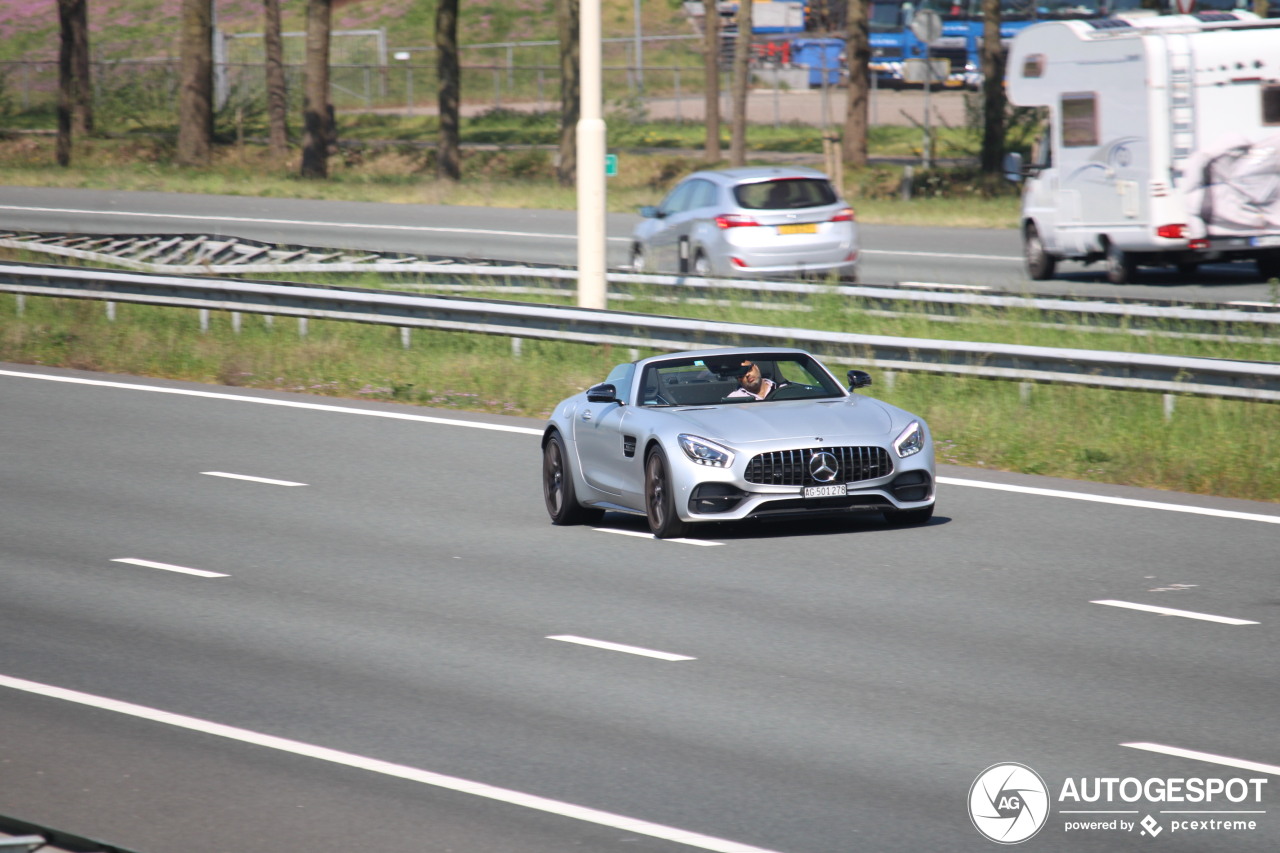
top-left (715, 213), bottom-right (760, 229)
top-left (830, 207), bottom-right (856, 222)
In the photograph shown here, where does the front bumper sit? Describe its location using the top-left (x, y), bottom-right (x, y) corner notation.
top-left (685, 470), bottom-right (935, 521)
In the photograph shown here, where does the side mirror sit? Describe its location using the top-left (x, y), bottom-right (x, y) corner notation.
top-left (587, 383), bottom-right (621, 404)
top-left (639, 205), bottom-right (662, 219)
top-left (1003, 152), bottom-right (1025, 183)
top-left (847, 370), bottom-right (873, 390)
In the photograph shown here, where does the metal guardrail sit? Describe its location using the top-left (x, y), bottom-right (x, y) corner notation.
top-left (2, 262), bottom-right (1278, 403)
top-left (3, 231), bottom-right (1279, 337)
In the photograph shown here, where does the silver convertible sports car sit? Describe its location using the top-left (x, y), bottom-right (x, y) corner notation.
top-left (541, 347), bottom-right (936, 538)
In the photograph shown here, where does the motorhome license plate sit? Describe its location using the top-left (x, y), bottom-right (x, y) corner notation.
top-left (804, 484), bottom-right (847, 498)
top-left (778, 223), bottom-right (818, 235)
top-left (1251, 236), bottom-right (1280, 247)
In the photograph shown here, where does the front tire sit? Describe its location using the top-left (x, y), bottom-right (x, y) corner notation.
top-left (644, 447), bottom-right (691, 539)
top-left (1024, 223), bottom-right (1056, 280)
top-left (543, 433), bottom-right (604, 526)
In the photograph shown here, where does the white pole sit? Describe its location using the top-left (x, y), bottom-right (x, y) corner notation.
top-left (577, 0), bottom-right (608, 309)
top-left (633, 0), bottom-right (643, 93)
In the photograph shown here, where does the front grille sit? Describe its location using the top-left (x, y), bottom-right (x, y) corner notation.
top-left (745, 446), bottom-right (892, 486)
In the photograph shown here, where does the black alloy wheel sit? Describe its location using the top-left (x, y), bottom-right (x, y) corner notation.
top-left (543, 433), bottom-right (603, 525)
top-left (644, 447), bottom-right (691, 539)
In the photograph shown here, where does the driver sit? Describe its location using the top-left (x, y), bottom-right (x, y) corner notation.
top-left (727, 360), bottom-right (775, 400)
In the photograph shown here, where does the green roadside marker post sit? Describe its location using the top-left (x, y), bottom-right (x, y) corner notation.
top-left (605, 154), bottom-right (618, 177)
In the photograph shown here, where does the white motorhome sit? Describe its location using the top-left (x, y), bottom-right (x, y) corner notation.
top-left (1004, 11), bottom-right (1280, 283)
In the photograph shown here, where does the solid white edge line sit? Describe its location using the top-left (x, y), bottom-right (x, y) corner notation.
top-left (1091, 600), bottom-right (1258, 626)
top-left (0, 674), bottom-right (774, 853)
top-left (202, 471), bottom-right (308, 487)
top-left (938, 476), bottom-right (1280, 525)
top-left (111, 558), bottom-right (228, 579)
top-left (547, 635), bottom-right (696, 661)
top-left (1121, 742), bottom-right (1280, 777)
top-left (7, 370), bottom-right (1277, 526)
top-left (0, 369), bottom-right (543, 435)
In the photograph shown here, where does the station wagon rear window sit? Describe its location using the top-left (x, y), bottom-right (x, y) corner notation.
top-left (735, 179), bottom-right (837, 211)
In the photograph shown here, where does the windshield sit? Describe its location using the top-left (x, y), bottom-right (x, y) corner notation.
top-left (640, 353), bottom-right (845, 406)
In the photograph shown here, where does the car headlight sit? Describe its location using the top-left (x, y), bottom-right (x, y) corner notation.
top-left (893, 421), bottom-right (925, 458)
top-left (678, 434), bottom-right (734, 468)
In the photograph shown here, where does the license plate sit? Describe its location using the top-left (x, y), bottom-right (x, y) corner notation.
top-left (804, 484), bottom-right (847, 498)
top-left (1251, 235), bottom-right (1280, 247)
top-left (777, 223), bottom-right (817, 235)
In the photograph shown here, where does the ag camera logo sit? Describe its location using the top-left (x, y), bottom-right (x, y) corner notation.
top-left (969, 763), bottom-right (1050, 844)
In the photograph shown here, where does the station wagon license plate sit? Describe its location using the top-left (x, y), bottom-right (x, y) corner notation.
top-left (804, 484), bottom-right (847, 498)
top-left (777, 223), bottom-right (818, 235)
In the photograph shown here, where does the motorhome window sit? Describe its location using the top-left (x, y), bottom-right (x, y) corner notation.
top-left (1265, 86), bottom-right (1280, 126)
top-left (1022, 54), bottom-right (1045, 78)
top-left (1061, 94), bottom-right (1099, 147)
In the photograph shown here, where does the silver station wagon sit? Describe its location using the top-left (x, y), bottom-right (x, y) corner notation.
top-left (628, 166), bottom-right (859, 281)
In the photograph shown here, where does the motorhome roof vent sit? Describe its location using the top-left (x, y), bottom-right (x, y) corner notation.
top-left (1193, 11), bottom-right (1242, 21)
top-left (1086, 18), bottom-right (1133, 30)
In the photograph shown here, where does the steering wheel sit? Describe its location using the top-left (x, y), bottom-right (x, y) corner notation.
top-left (763, 381), bottom-right (790, 401)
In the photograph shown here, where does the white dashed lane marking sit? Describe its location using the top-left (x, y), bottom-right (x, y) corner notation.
top-left (112, 558), bottom-right (228, 578)
top-left (1091, 600), bottom-right (1258, 626)
top-left (202, 471), bottom-right (308, 487)
top-left (547, 635), bottom-right (696, 661)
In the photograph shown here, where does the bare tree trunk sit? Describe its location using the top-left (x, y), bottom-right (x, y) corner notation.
top-left (703, 0), bottom-right (721, 162)
top-left (728, 0), bottom-right (753, 166)
top-left (979, 0), bottom-right (1006, 174)
top-left (842, 0), bottom-right (870, 169)
top-left (56, 0), bottom-right (75, 166)
top-left (436, 0), bottom-right (461, 181)
top-left (177, 0), bottom-right (213, 167)
top-left (300, 0), bottom-right (332, 179)
top-left (68, 0), bottom-right (92, 135)
top-left (557, 0), bottom-right (580, 187)
top-left (263, 0), bottom-right (289, 159)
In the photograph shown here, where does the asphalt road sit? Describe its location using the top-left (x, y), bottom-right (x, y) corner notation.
top-left (0, 186), bottom-right (1276, 305)
top-left (2, 363), bottom-right (1277, 852)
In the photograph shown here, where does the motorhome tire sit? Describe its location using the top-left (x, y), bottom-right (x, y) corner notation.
top-left (1258, 254), bottom-right (1280, 281)
top-left (1024, 224), bottom-right (1056, 280)
top-left (1105, 243), bottom-right (1136, 284)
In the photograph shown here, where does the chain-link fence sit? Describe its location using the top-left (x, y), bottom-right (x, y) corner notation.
top-left (0, 32), bottom-right (717, 124)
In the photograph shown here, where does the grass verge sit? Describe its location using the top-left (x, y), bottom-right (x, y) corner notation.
top-left (3, 291), bottom-right (1276, 504)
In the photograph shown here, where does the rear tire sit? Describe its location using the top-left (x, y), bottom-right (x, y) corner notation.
top-left (1105, 243), bottom-right (1136, 285)
top-left (543, 433), bottom-right (604, 526)
top-left (692, 251), bottom-right (712, 278)
top-left (629, 243), bottom-right (648, 273)
top-left (1257, 253), bottom-right (1280, 281)
top-left (1024, 224), bottom-right (1056, 280)
top-left (644, 447), bottom-right (691, 539)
